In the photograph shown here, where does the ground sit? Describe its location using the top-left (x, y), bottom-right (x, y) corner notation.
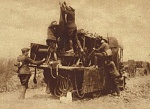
top-left (0, 75), bottom-right (150, 109)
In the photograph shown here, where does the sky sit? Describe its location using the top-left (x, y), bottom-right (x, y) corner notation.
top-left (0, 0), bottom-right (150, 61)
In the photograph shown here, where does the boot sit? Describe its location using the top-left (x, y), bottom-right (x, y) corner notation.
top-left (45, 84), bottom-right (51, 94)
top-left (19, 86), bottom-right (26, 100)
top-left (115, 84), bottom-right (120, 96)
top-left (114, 78), bottom-right (120, 96)
top-left (77, 40), bottom-right (83, 52)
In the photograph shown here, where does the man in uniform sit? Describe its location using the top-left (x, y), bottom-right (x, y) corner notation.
top-left (46, 21), bottom-right (59, 60)
top-left (94, 38), bottom-right (112, 57)
top-left (93, 37), bottom-right (112, 67)
top-left (59, 2), bottom-right (83, 53)
top-left (17, 48), bottom-right (45, 99)
top-left (44, 21), bottom-right (59, 94)
top-left (47, 21), bottom-right (59, 45)
top-left (105, 59), bottom-right (121, 96)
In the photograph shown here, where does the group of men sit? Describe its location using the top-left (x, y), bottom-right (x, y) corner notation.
top-left (92, 37), bottom-right (121, 96)
top-left (16, 1), bottom-right (84, 100)
top-left (46, 1), bottom-right (83, 55)
top-left (16, 2), bottom-right (120, 100)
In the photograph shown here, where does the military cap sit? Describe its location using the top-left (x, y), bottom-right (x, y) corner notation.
top-left (21, 47), bottom-right (30, 52)
top-left (102, 37), bottom-right (108, 42)
top-left (97, 35), bottom-right (102, 40)
top-left (77, 29), bottom-right (85, 34)
top-left (51, 21), bottom-right (57, 25)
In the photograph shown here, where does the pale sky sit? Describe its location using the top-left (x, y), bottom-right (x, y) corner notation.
top-left (0, 0), bottom-right (150, 61)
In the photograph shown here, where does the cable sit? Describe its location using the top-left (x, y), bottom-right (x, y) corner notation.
top-left (74, 73), bottom-right (84, 98)
top-left (54, 74), bottom-right (73, 97)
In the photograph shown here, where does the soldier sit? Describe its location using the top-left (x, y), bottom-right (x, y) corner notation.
top-left (47, 21), bottom-right (59, 45)
top-left (94, 38), bottom-right (112, 57)
top-left (43, 21), bottom-right (59, 94)
top-left (46, 21), bottom-right (59, 60)
top-left (93, 37), bottom-right (112, 67)
top-left (105, 59), bottom-right (121, 96)
top-left (17, 48), bottom-right (45, 99)
top-left (59, 2), bottom-right (83, 53)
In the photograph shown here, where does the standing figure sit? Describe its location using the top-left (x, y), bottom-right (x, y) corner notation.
top-left (59, 2), bottom-right (83, 53)
top-left (58, 3), bottom-right (67, 53)
top-left (17, 48), bottom-right (45, 99)
top-left (47, 21), bottom-right (59, 60)
top-left (105, 60), bottom-right (121, 96)
top-left (44, 21), bottom-right (59, 94)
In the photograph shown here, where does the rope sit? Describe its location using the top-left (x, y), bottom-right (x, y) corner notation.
top-left (48, 64), bottom-right (57, 79)
top-left (54, 75), bottom-right (73, 97)
top-left (74, 73), bottom-right (84, 98)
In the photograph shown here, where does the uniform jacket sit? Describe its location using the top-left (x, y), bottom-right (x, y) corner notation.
top-left (96, 42), bottom-right (110, 52)
top-left (17, 55), bottom-right (43, 75)
top-left (95, 42), bottom-right (112, 56)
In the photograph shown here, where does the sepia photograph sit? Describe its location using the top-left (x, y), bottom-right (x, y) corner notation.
top-left (0, 0), bottom-right (150, 109)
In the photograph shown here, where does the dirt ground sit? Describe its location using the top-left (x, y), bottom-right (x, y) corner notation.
top-left (0, 75), bottom-right (150, 109)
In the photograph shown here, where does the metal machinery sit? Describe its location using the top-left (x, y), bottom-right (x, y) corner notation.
top-left (29, 32), bottom-right (125, 98)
